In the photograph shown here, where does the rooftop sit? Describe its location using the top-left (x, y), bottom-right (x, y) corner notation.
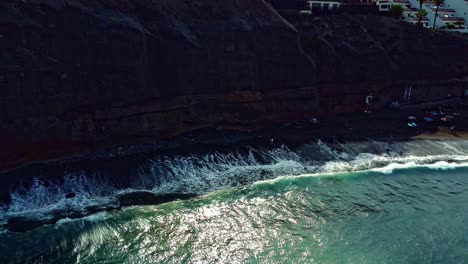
top-left (441, 17), bottom-right (465, 21)
top-left (436, 9), bottom-right (456, 13)
top-left (306, 0), bottom-right (341, 2)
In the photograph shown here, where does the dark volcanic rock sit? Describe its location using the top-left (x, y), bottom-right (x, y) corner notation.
top-left (65, 192), bottom-right (76, 199)
top-left (294, 14), bottom-right (468, 113)
top-left (117, 191), bottom-right (196, 207)
top-left (296, 14), bottom-right (468, 83)
top-left (6, 216), bottom-right (54, 233)
top-left (0, 0), bottom-right (316, 170)
top-left (0, 1), bottom-right (467, 171)
top-left (5, 191), bottom-right (195, 232)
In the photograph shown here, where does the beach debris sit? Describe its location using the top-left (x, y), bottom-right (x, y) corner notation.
top-left (407, 122), bottom-right (417, 127)
top-left (408, 116), bottom-right (416, 120)
top-left (311, 118), bottom-right (320, 124)
top-left (441, 115), bottom-right (454, 122)
top-left (423, 117), bottom-right (433, 122)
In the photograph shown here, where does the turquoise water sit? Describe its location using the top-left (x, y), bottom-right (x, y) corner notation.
top-left (1, 166), bottom-right (467, 263)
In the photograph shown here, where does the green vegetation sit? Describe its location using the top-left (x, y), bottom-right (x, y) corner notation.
top-left (446, 23), bottom-right (456, 29)
top-left (416, 8), bottom-right (428, 25)
top-left (453, 21), bottom-right (464, 28)
top-left (417, 0), bottom-right (424, 25)
top-left (442, 22), bottom-right (464, 30)
top-left (391, 4), bottom-right (404, 18)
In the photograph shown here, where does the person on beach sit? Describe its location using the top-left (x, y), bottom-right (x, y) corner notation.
top-left (390, 96), bottom-right (400, 109)
top-left (365, 92), bottom-right (374, 113)
top-left (450, 125), bottom-right (456, 135)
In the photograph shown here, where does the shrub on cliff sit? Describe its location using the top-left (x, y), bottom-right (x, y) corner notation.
top-left (446, 23), bottom-right (456, 29)
top-left (390, 5), bottom-right (403, 19)
top-left (416, 9), bottom-right (427, 24)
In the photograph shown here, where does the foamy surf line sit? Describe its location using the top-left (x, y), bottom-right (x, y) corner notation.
top-left (371, 161), bottom-right (468, 174)
top-left (255, 159), bottom-right (468, 186)
top-left (1, 140), bottom-right (468, 232)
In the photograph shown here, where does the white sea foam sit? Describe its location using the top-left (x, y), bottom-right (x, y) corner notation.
top-left (372, 161), bottom-right (468, 174)
top-left (4, 173), bottom-right (117, 223)
top-left (1, 140), bottom-right (467, 230)
top-left (55, 212), bottom-right (111, 229)
top-left (134, 146), bottom-right (311, 194)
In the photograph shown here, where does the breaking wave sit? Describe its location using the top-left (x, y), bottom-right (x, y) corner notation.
top-left (1, 139), bottom-right (467, 232)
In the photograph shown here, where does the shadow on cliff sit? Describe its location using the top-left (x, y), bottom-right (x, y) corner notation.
top-left (0, 1), bottom-right (467, 173)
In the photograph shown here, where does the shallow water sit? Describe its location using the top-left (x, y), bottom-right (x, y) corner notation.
top-left (1, 164), bottom-right (467, 263)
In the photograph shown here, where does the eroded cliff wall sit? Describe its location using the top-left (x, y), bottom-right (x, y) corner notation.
top-left (295, 14), bottom-right (468, 113)
top-left (0, 0), bottom-right (316, 169)
top-left (0, 1), bottom-right (467, 170)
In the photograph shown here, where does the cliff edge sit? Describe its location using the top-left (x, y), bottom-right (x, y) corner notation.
top-left (0, 0), bottom-right (467, 170)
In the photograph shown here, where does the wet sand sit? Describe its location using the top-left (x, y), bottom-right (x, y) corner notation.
top-left (414, 127), bottom-right (468, 140)
top-left (0, 100), bottom-right (466, 202)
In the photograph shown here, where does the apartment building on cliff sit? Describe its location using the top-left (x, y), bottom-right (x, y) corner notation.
top-left (270, 0), bottom-right (467, 30)
top-left (432, 0), bottom-right (468, 29)
top-left (377, 0), bottom-right (468, 30)
top-left (306, 0), bottom-right (342, 12)
top-left (270, 0), bottom-right (377, 13)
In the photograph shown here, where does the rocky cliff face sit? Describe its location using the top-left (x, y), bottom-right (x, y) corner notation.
top-left (298, 15), bottom-right (468, 83)
top-left (294, 14), bottom-right (468, 113)
top-left (0, 0), bottom-right (316, 170)
top-left (0, 0), bottom-right (467, 170)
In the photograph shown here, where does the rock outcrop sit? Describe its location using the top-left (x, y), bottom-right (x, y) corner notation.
top-left (0, 0), bottom-right (467, 171)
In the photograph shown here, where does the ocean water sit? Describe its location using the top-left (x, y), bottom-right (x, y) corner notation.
top-left (0, 140), bottom-right (467, 263)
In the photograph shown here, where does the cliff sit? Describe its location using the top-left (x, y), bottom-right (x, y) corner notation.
top-left (0, 0), bottom-right (467, 171)
top-left (294, 14), bottom-right (468, 113)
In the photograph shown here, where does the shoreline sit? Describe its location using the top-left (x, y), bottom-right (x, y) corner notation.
top-left (413, 126), bottom-right (468, 140)
top-left (1, 122), bottom-right (468, 232)
top-left (2, 99), bottom-right (467, 173)
top-left (2, 137), bottom-right (468, 233)
top-left (0, 101), bottom-right (467, 200)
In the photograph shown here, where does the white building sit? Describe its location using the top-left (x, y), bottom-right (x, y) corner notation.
top-left (381, 0), bottom-right (467, 30)
top-left (402, 8), bottom-right (430, 27)
top-left (444, 0), bottom-right (468, 24)
top-left (423, 3), bottom-right (466, 29)
top-left (306, 0), bottom-right (341, 12)
top-left (376, 0), bottom-right (391, 11)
